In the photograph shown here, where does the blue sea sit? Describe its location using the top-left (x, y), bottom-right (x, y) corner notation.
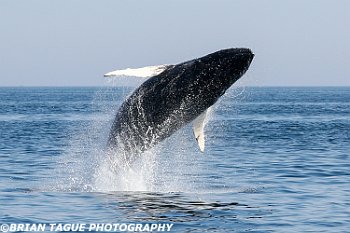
top-left (0, 87), bottom-right (349, 232)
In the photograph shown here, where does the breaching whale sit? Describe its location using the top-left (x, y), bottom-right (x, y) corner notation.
top-left (105, 48), bottom-right (254, 156)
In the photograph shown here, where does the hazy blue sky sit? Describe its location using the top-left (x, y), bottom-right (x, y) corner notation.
top-left (1, 0), bottom-right (349, 86)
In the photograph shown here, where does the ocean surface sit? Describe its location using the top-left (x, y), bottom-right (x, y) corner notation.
top-left (0, 86), bottom-right (349, 232)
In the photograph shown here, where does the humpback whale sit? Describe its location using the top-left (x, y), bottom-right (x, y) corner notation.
top-left (105, 48), bottom-right (254, 156)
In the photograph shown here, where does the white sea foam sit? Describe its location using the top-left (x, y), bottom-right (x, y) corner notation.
top-left (50, 83), bottom-right (206, 193)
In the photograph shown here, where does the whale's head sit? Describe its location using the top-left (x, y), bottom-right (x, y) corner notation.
top-left (193, 48), bottom-right (253, 89)
top-left (175, 48), bottom-right (254, 115)
top-left (197, 48), bottom-right (254, 83)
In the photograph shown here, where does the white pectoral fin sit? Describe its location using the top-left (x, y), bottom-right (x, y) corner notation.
top-left (104, 64), bottom-right (170, 78)
top-left (193, 109), bottom-right (210, 152)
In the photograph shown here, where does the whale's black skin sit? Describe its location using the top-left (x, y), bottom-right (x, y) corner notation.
top-left (108, 48), bottom-right (254, 154)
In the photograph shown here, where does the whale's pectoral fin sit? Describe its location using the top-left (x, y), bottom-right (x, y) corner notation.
top-left (193, 109), bottom-right (210, 152)
top-left (104, 65), bottom-right (171, 78)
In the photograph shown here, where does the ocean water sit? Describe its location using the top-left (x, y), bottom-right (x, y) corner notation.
top-left (0, 86), bottom-right (349, 232)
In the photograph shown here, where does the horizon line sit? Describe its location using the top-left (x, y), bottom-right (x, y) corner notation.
top-left (1, 85), bottom-right (350, 88)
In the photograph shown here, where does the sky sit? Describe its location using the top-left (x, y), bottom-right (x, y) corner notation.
top-left (0, 0), bottom-right (349, 86)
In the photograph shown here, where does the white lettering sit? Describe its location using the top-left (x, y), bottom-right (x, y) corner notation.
top-left (166, 224), bottom-right (174, 231)
top-left (143, 224), bottom-right (150, 231)
top-left (4, 223), bottom-right (175, 232)
top-left (127, 224), bottom-right (135, 231)
top-left (96, 223), bottom-right (104, 231)
top-left (119, 223), bottom-right (127, 231)
top-left (150, 224), bottom-right (158, 231)
top-left (10, 224), bottom-right (17, 231)
top-left (17, 224), bottom-right (24, 231)
top-left (158, 224), bottom-right (166, 231)
top-left (89, 223), bottom-right (96, 231)
top-left (134, 224), bottom-right (142, 232)
top-left (37, 224), bottom-right (46, 231)
top-left (49, 223), bottom-right (56, 231)
top-left (55, 224), bottom-right (63, 231)
top-left (104, 224), bottom-right (112, 231)
top-left (112, 224), bottom-right (119, 231)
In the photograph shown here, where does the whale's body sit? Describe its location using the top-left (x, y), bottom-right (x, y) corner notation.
top-left (106, 48), bottom-right (254, 155)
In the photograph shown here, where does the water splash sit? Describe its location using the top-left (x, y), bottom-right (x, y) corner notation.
top-left (49, 81), bottom-right (245, 193)
top-left (93, 148), bottom-right (157, 192)
top-left (43, 83), bottom-right (183, 192)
